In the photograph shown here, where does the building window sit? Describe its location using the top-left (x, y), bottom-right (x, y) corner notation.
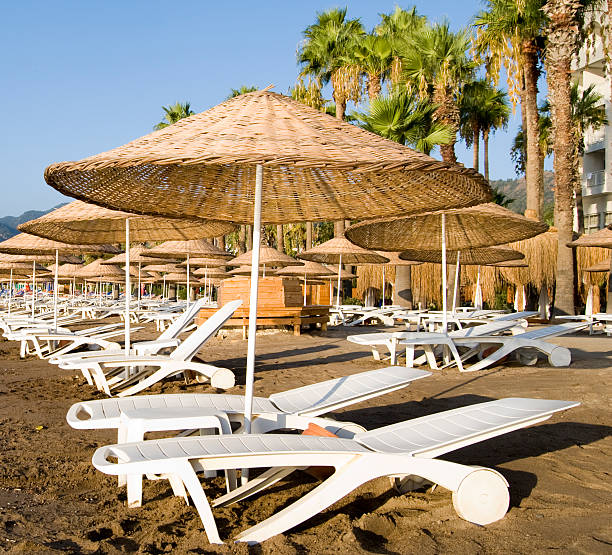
top-left (585, 213), bottom-right (601, 233)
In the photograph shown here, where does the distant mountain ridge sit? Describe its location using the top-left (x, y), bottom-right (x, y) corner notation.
top-left (0, 203), bottom-right (68, 240)
top-left (490, 171), bottom-right (555, 215)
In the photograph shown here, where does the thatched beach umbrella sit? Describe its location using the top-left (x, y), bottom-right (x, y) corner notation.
top-left (347, 203), bottom-right (547, 325)
top-left (20, 201), bottom-right (233, 351)
top-left (0, 233), bottom-right (118, 323)
top-left (43, 89), bottom-right (491, 436)
top-left (228, 246), bottom-right (300, 275)
top-left (276, 260), bottom-right (334, 306)
top-left (298, 236), bottom-right (388, 307)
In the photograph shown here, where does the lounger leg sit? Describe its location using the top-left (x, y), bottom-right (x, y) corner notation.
top-left (235, 456), bottom-right (372, 544)
top-left (405, 346), bottom-right (415, 368)
top-left (423, 346), bottom-right (439, 370)
top-left (178, 461), bottom-right (223, 544)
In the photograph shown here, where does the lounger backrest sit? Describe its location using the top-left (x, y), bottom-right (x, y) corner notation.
top-left (355, 398), bottom-right (579, 457)
top-left (170, 300), bottom-right (242, 361)
top-left (269, 367), bottom-right (431, 416)
top-left (517, 322), bottom-right (587, 340)
top-left (493, 311), bottom-right (538, 321)
top-left (450, 320), bottom-right (517, 338)
top-left (159, 298), bottom-right (207, 341)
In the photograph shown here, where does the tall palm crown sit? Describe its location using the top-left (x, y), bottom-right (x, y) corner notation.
top-left (375, 6), bottom-right (427, 86)
top-left (399, 22), bottom-right (474, 163)
top-left (352, 34), bottom-right (393, 100)
top-left (226, 86), bottom-right (258, 99)
top-left (154, 102), bottom-right (194, 130)
top-left (298, 8), bottom-right (365, 119)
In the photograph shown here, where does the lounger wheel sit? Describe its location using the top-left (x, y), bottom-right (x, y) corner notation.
top-left (452, 468), bottom-right (509, 526)
top-left (209, 369), bottom-right (235, 389)
top-left (548, 346), bottom-right (571, 367)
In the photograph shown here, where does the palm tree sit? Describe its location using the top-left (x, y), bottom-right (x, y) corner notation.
top-left (154, 102), bottom-right (194, 130)
top-left (353, 90), bottom-right (452, 155)
top-left (352, 34), bottom-right (393, 100)
top-left (460, 80), bottom-right (510, 175)
top-left (542, 0), bottom-right (602, 316)
top-left (473, 0), bottom-right (547, 220)
top-left (226, 86), bottom-right (258, 99)
top-left (298, 7), bottom-right (365, 121)
top-left (375, 6), bottom-right (427, 87)
top-left (399, 22), bottom-right (475, 163)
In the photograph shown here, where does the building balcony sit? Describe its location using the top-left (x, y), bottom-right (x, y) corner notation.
top-left (583, 170), bottom-right (609, 196)
top-left (584, 127), bottom-right (606, 153)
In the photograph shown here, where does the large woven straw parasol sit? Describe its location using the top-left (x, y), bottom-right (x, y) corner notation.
top-left (299, 236), bottom-right (388, 306)
top-left (490, 259), bottom-right (528, 268)
top-left (227, 265), bottom-right (263, 276)
top-left (228, 247), bottom-right (300, 275)
top-left (584, 259), bottom-right (610, 272)
top-left (43, 89), bottom-right (492, 438)
top-left (76, 259), bottom-right (124, 279)
top-left (100, 245), bottom-right (175, 265)
top-left (276, 261), bottom-right (334, 305)
top-left (180, 257), bottom-right (229, 267)
top-left (193, 267), bottom-right (229, 277)
top-left (19, 200), bottom-right (235, 244)
top-left (399, 246), bottom-right (524, 265)
top-left (567, 225), bottom-right (612, 248)
top-left (142, 263), bottom-right (183, 273)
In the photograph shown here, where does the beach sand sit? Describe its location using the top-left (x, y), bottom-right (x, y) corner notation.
top-left (0, 323), bottom-right (611, 554)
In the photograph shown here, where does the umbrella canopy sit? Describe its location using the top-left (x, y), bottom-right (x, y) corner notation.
top-left (142, 263), bottom-right (183, 273)
top-left (180, 257), bottom-right (229, 267)
top-left (567, 225), bottom-right (612, 248)
top-left (0, 233), bottom-right (119, 256)
top-left (227, 265), bottom-right (264, 276)
top-left (377, 251), bottom-right (423, 266)
top-left (76, 259), bottom-right (125, 279)
top-left (228, 246), bottom-right (300, 268)
top-left (0, 252), bottom-right (81, 264)
top-left (144, 239), bottom-right (233, 259)
top-left (46, 263), bottom-right (85, 278)
top-left (0, 261), bottom-right (49, 273)
top-left (490, 259), bottom-right (529, 268)
top-left (192, 267), bottom-right (230, 278)
top-left (322, 266), bottom-right (356, 279)
top-left (399, 246), bottom-right (525, 265)
top-left (346, 203), bottom-right (549, 251)
top-left (18, 200), bottom-right (235, 244)
top-left (276, 260), bottom-right (335, 277)
top-left (298, 237), bottom-right (389, 265)
top-left (163, 272), bottom-right (198, 283)
top-left (101, 245), bottom-right (176, 265)
top-left (584, 259), bottom-right (610, 272)
top-left (44, 91), bottom-right (490, 224)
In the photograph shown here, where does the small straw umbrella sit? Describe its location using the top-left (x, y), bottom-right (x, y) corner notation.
top-left (276, 260), bottom-right (334, 305)
top-left (298, 236), bottom-right (388, 307)
top-left (227, 246), bottom-right (301, 277)
top-left (143, 240), bottom-right (233, 308)
top-left (0, 261), bottom-right (47, 314)
top-left (76, 259), bottom-right (125, 306)
top-left (19, 201), bottom-right (234, 351)
top-left (0, 233), bottom-right (118, 325)
top-left (347, 203), bottom-right (547, 327)
top-left (43, 89), bottom-right (491, 441)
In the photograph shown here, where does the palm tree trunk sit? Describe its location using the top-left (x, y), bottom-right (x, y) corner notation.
top-left (575, 155), bottom-right (585, 233)
top-left (238, 225), bottom-right (247, 255)
top-left (483, 128), bottom-right (490, 181)
top-left (246, 225), bottom-right (253, 251)
top-left (543, 0), bottom-right (581, 317)
top-left (368, 73), bottom-right (381, 100)
top-left (306, 222), bottom-right (313, 249)
top-left (335, 98), bottom-right (346, 121)
top-left (522, 43), bottom-right (543, 221)
top-left (334, 220), bottom-right (345, 237)
top-left (276, 224), bottom-right (284, 253)
top-left (393, 265), bottom-right (413, 308)
top-left (473, 127), bottom-right (480, 171)
top-left (216, 235), bottom-right (225, 251)
top-left (433, 85), bottom-right (459, 164)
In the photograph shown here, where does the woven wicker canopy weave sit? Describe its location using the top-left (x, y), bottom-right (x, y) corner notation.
top-left (0, 261), bottom-right (48, 273)
top-left (0, 251), bottom-right (80, 264)
top-left (163, 272), bottom-right (197, 283)
top-left (322, 266), bottom-right (357, 279)
top-left (144, 239), bottom-right (233, 259)
top-left (227, 266), bottom-right (264, 276)
top-left (192, 267), bottom-right (230, 278)
top-left (399, 246), bottom-right (524, 265)
top-left (376, 251), bottom-right (422, 266)
top-left (228, 247), bottom-right (300, 268)
top-left (179, 257), bottom-right (229, 267)
top-left (567, 226), bottom-right (612, 248)
top-left (100, 245), bottom-right (175, 265)
top-left (298, 237), bottom-right (389, 264)
top-left (141, 263), bottom-right (183, 274)
top-left (44, 91), bottom-right (491, 225)
top-left (0, 232), bottom-right (119, 256)
top-left (275, 260), bottom-right (334, 277)
top-left (346, 203), bottom-right (548, 251)
top-left (76, 259), bottom-right (124, 279)
top-left (46, 263), bottom-right (84, 278)
top-left (18, 200), bottom-right (235, 244)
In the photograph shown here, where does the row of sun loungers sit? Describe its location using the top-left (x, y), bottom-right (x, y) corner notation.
top-left (0, 299), bottom-right (589, 544)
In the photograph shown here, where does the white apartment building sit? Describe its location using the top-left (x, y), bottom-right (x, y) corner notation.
top-left (573, 12), bottom-right (611, 233)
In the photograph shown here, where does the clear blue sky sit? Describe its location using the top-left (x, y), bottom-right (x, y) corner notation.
top-left (0, 1), bottom-right (548, 215)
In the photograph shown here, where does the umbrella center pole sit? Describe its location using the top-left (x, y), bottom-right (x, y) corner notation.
top-left (452, 251), bottom-right (461, 314)
top-left (124, 218), bottom-right (131, 354)
top-left (53, 249), bottom-right (59, 330)
top-left (382, 266), bottom-right (386, 308)
top-left (138, 262), bottom-right (142, 309)
top-left (186, 254), bottom-right (190, 308)
top-left (8, 268), bottom-right (12, 315)
top-left (31, 261), bottom-right (36, 319)
top-left (441, 214), bottom-right (447, 332)
top-left (336, 254), bottom-right (342, 308)
top-left (243, 164), bottom-right (264, 473)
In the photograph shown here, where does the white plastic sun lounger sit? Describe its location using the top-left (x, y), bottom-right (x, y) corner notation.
top-left (453, 322), bottom-right (589, 372)
top-left (69, 366), bottom-right (431, 506)
top-left (92, 397), bottom-right (578, 544)
top-left (344, 307), bottom-right (405, 327)
top-left (49, 297), bottom-right (209, 365)
top-left (348, 320), bottom-right (523, 365)
top-left (60, 300), bottom-right (242, 396)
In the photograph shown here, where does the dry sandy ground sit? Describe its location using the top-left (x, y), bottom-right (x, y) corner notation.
top-left (0, 321), bottom-right (610, 554)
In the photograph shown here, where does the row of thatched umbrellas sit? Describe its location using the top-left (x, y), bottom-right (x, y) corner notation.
top-left (12, 89), bottom-right (563, 437)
